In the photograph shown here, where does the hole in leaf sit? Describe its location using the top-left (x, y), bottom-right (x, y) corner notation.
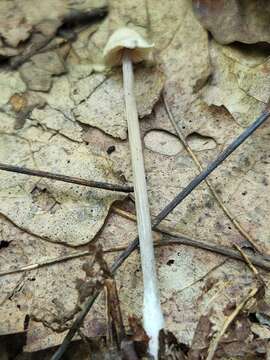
top-left (24, 314), bottom-right (30, 330)
top-left (248, 312), bottom-right (259, 324)
top-left (0, 240), bottom-right (9, 249)
top-left (107, 145), bottom-right (116, 154)
top-left (167, 259), bottom-right (175, 266)
top-left (186, 132), bottom-right (216, 151)
top-left (144, 130), bottom-right (183, 156)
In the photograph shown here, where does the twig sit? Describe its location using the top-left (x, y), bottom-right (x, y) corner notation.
top-left (206, 287), bottom-right (258, 360)
top-left (163, 94), bottom-right (260, 252)
top-left (151, 107), bottom-right (270, 235)
top-left (234, 243), bottom-right (265, 294)
top-left (2, 220), bottom-right (270, 278)
top-left (51, 106), bottom-right (270, 360)
top-left (234, 244), bottom-right (259, 276)
top-left (105, 278), bottom-right (126, 347)
top-left (207, 244), bottom-right (264, 359)
top-left (112, 206), bottom-right (270, 271)
top-left (0, 163), bottom-right (133, 193)
top-left (0, 245), bottom-right (130, 277)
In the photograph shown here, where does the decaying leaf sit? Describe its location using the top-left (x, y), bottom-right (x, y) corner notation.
top-left (159, 330), bottom-right (187, 360)
top-left (19, 51), bottom-right (66, 92)
top-left (189, 312), bottom-right (268, 359)
top-left (0, 0), bottom-right (108, 59)
top-left (73, 67), bottom-right (165, 140)
top-left (193, 0), bottom-right (270, 45)
top-left (1, 0), bottom-right (270, 358)
top-left (0, 116), bottom-right (125, 246)
top-left (202, 41), bottom-right (265, 127)
top-left (31, 245), bottom-right (110, 331)
top-left (0, 71), bottom-right (26, 108)
top-left (30, 107), bottom-right (83, 142)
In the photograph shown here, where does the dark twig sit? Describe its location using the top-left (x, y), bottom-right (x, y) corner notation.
top-left (163, 93), bottom-right (260, 251)
top-left (112, 206), bottom-right (270, 271)
top-left (152, 108), bottom-right (270, 238)
top-left (0, 163), bottom-right (133, 193)
top-left (3, 221), bottom-right (270, 278)
top-left (51, 107), bottom-right (270, 360)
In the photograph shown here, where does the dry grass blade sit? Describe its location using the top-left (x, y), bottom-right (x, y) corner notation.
top-left (206, 287), bottom-right (258, 360)
top-left (0, 245), bottom-right (132, 277)
top-left (234, 244), bottom-right (259, 276)
top-left (206, 241), bottom-right (265, 359)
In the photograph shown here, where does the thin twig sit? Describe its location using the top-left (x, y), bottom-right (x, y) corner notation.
top-left (51, 106), bottom-right (270, 360)
top-left (112, 206), bottom-right (270, 271)
top-left (234, 244), bottom-right (259, 276)
top-left (2, 220), bottom-right (270, 278)
top-left (112, 206), bottom-right (137, 221)
top-left (0, 246), bottom-right (129, 277)
top-left (207, 242), bottom-right (264, 359)
top-left (163, 93), bottom-right (260, 252)
top-left (206, 287), bottom-right (258, 360)
top-left (0, 163), bottom-right (133, 193)
top-left (105, 278), bottom-right (126, 347)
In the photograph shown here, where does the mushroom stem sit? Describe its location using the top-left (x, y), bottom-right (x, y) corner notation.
top-left (122, 50), bottom-right (164, 359)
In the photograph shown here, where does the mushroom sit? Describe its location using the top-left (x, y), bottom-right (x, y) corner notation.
top-left (104, 28), bottom-right (164, 358)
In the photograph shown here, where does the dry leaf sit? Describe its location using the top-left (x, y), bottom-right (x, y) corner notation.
top-left (202, 41), bottom-right (265, 127)
top-left (19, 51), bottom-right (66, 92)
top-left (0, 116), bottom-right (125, 246)
top-left (73, 67), bottom-right (165, 140)
top-left (0, 0), bottom-right (108, 58)
top-left (193, 0), bottom-right (270, 45)
top-left (1, 1), bottom-right (270, 359)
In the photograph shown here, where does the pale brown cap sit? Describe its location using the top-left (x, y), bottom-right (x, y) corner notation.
top-left (103, 27), bottom-right (154, 66)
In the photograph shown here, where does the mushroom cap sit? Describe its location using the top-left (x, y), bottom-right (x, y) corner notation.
top-left (103, 27), bottom-right (154, 66)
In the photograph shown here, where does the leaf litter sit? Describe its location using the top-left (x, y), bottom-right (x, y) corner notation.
top-left (0, 0), bottom-right (270, 359)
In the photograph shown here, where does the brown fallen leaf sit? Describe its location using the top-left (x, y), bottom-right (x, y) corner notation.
top-left (0, 115), bottom-right (125, 246)
top-left (192, 0), bottom-right (270, 45)
top-left (73, 66), bottom-right (165, 140)
top-left (128, 316), bottom-right (149, 358)
top-left (1, 1), bottom-right (270, 359)
top-left (19, 51), bottom-right (66, 92)
top-left (0, 0), bottom-right (108, 60)
top-left (189, 301), bottom-right (268, 360)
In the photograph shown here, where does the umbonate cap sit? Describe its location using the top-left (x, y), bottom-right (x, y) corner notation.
top-left (103, 27), bottom-right (154, 66)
